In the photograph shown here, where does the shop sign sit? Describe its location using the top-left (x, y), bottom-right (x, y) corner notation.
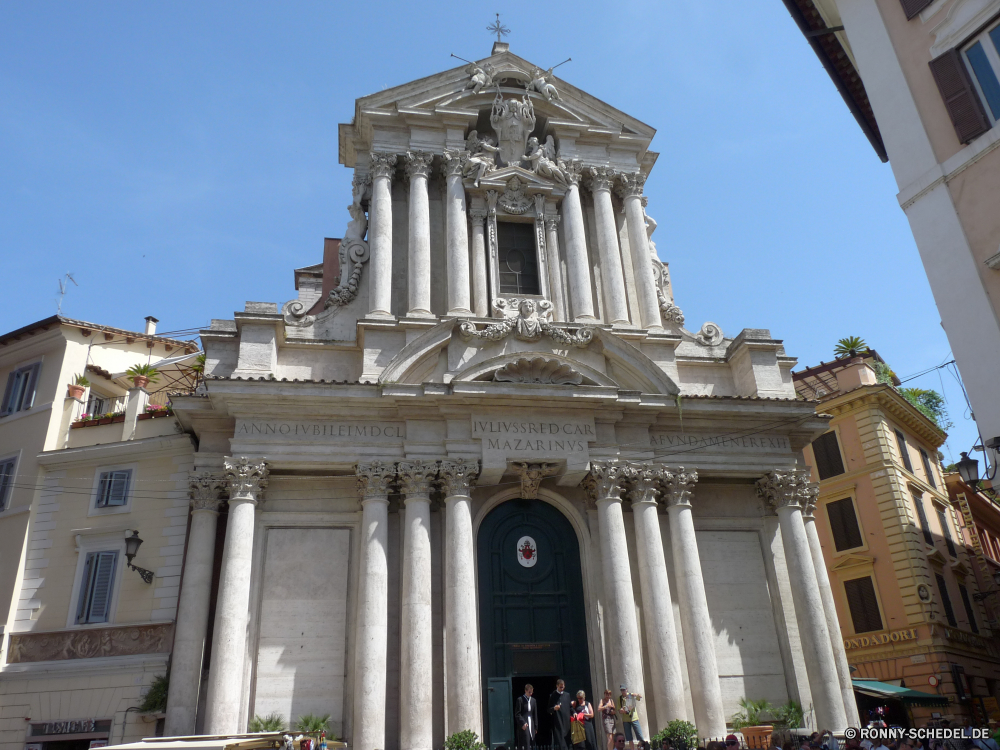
top-left (843, 628), bottom-right (918, 650)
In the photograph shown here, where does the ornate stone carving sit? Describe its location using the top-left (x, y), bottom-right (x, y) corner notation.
top-left (587, 461), bottom-right (629, 502)
top-left (511, 461), bottom-right (560, 499)
top-left (439, 459), bottom-right (480, 496)
top-left (7, 623), bottom-right (174, 663)
top-left (494, 357), bottom-right (584, 385)
top-left (404, 150), bottom-right (434, 179)
top-left (800, 482), bottom-right (819, 519)
top-left (464, 131), bottom-right (499, 187)
top-left (469, 207), bottom-right (489, 225)
top-left (528, 66), bottom-right (561, 101)
top-left (224, 457), bottom-right (269, 503)
top-left (756, 469), bottom-right (811, 510)
top-left (464, 62), bottom-right (495, 94)
top-left (695, 322), bottom-right (724, 347)
top-left (497, 176), bottom-right (532, 214)
top-left (491, 89), bottom-right (535, 166)
top-left (459, 298), bottom-right (594, 347)
top-left (652, 259), bottom-right (683, 325)
top-left (586, 166), bottom-right (617, 193)
top-left (369, 151), bottom-right (398, 180)
top-left (561, 159), bottom-right (583, 186)
top-left (545, 216), bottom-right (560, 233)
top-left (525, 136), bottom-right (567, 184)
top-left (661, 467), bottom-right (698, 508)
top-left (190, 473), bottom-right (226, 512)
top-left (397, 460), bottom-right (439, 497)
top-left (625, 464), bottom-right (665, 505)
top-left (356, 460), bottom-right (396, 498)
top-left (642, 197), bottom-right (658, 254)
top-left (616, 172), bottom-right (645, 199)
top-left (442, 148), bottom-right (470, 178)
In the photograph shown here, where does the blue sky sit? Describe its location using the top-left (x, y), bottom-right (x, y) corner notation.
top-left (0, 1), bottom-right (979, 461)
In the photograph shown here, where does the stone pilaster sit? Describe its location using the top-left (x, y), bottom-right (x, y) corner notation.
top-left (561, 166), bottom-right (597, 322)
top-left (405, 152), bottom-right (434, 317)
top-left (469, 207), bottom-right (490, 317)
top-left (617, 173), bottom-right (662, 330)
top-left (442, 151), bottom-right (473, 316)
top-left (586, 167), bottom-right (629, 324)
top-left (368, 152), bottom-right (397, 318)
top-left (544, 210), bottom-right (567, 321)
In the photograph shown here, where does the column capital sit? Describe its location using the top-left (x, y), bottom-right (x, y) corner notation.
top-left (223, 457), bottom-right (268, 504)
top-left (625, 463), bottom-right (666, 505)
top-left (661, 466), bottom-right (699, 508)
top-left (441, 148), bottom-right (469, 177)
top-left (756, 469), bottom-right (811, 511)
top-left (369, 152), bottom-right (398, 180)
top-left (469, 207), bottom-right (489, 224)
top-left (404, 151), bottom-right (434, 179)
top-left (545, 216), bottom-right (560, 233)
top-left (800, 482), bottom-right (819, 519)
top-left (189, 473), bottom-right (226, 512)
top-left (616, 171), bottom-right (646, 200)
top-left (397, 460), bottom-right (438, 498)
top-left (357, 460), bottom-right (397, 498)
top-left (439, 459), bottom-right (480, 496)
top-left (562, 160), bottom-right (583, 186)
top-left (586, 461), bottom-right (628, 503)
top-left (511, 461), bottom-right (559, 500)
top-left (585, 166), bottom-right (617, 192)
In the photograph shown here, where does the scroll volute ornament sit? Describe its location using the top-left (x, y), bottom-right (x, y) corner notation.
top-left (661, 467), bottom-right (698, 508)
top-left (224, 457), bottom-right (269, 502)
top-left (511, 461), bottom-right (560, 500)
top-left (439, 459), bottom-right (480, 497)
top-left (356, 460), bottom-right (397, 498)
top-left (756, 469), bottom-right (810, 510)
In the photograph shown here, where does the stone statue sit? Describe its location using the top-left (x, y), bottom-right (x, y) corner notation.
top-left (490, 87), bottom-right (536, 166)
top-left (528, 67), bottom-right (561, 101)
top-left (525, 137), bottom-right (567, 184)
top-left (641, 196), bottom-right (657, 255)
top-left (515, 299), bottom-right (544, 341)
top-left (460, 297), bottom-right (594, 348)
top-left (464, 130), bottom-right (499, 187)
top-left (465, 62), bottom-right (494, 95)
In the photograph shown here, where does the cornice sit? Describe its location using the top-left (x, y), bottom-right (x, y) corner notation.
top-left (36, 433), bottom-right (195, 467)
top-left (817, 384), bottom-right (945, 447)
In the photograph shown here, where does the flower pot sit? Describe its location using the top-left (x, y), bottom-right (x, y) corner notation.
top-left (131, 375), bottom-right (150, 389)
top-left (67, 384), bottom-right (86, 399)
top-left (98, 418), bottom-right (113, 426)
top-left (741, 726), bottom-right (774, 749)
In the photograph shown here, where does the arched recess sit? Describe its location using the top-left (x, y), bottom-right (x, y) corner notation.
top-left (452, 352), bottom-right (618, 387)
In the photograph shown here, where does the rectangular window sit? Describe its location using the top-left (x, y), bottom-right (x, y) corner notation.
top-left (826, 497), bottom-right (864, 551)
top-left (96, 470), bottom-right (131, 508)
top-left (844, 576), bottom-right (883, 633)
top-left (920, 448), bottom-right (938, 488)
top-left (937, 507), bottom-right (957, 557)
top-left (812, 431), bottom-right (845, 480)
top-left (496, 222), bottom-right (540, 295)
top-left (76, 550), bottom-right (118, 624)
top-left (963, 26), bottom-right (1000, 123)
top-left (0, 362), bottom-right (41, 417)
top-left (0, 457), bottom-right (14, 512)
top-left (895, 429), bottom-right (914, 472)
top-left (936, 573), bottom-right (958, 626)
top-left (914, 495), bottom-right (934, 546)
top-left (959, 583), bottom-right (980, 633)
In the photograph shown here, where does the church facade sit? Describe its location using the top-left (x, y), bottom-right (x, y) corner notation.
top-left (163, 43), bottom-right (858, 749)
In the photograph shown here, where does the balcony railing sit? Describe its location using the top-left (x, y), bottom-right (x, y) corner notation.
top-left (83, 393), bottom-right (127, 418)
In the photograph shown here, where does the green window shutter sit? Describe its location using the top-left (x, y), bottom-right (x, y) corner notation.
top-left (899, 0), bottom-right (934, 19)
top-left (97, 470), bottom-right (131, 507)
top-left (827, 497), bottom-right (864, 551)
top-left (959, 584), bottom-right (979, 633)
top-left (935, 573), bottom-right (957, 626)
top-left (914, 495), bottom-right (934, 546)
top-left (930, 48), bottom-right (991, 144)
top-left (921, 448), bottom-right (938, 488)
top-left (812, 432), bottom-right (845, 480)
top-left (844, 576), bottom-right (883, 633)
top-left (78, 550), bottom-right (118, 624)
top-left (937, 507), bottom-right (956, 557)
top-left (895, 430), bottom-right (914, 472)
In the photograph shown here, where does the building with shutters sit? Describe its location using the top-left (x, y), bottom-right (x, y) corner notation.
top-left (0, 317), bottom-right (199, 750)
top-left (794, 352), bottom-right (1000, 724)
top-left (782, 0), bottom-right (1000, 494)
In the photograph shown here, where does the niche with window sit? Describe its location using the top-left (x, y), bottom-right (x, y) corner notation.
top-left (496, 221), bottom-right (541, 296)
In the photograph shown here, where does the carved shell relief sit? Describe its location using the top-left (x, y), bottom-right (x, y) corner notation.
top-left (493, 357), bottom-right (584, 385)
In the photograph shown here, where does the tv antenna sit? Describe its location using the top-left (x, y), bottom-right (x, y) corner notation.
top-left (57, 273), bottom-right (78, 315)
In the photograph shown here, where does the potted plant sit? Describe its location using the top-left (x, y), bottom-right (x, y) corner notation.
top-left (126, 362), bottom-right (160, 389)
top-left (247, 712), bottom-right (286, 732)
top-left (144, 403), bottom-right (170, 418)
top-left (98, 412), bottom-right (117, 426)
top-left (67, 373), bottom-right (90, 400)
top-left (769, 701), bottom-right (804, 748)
top-left (653, 720), bottom-right (698, 750)
top-left (731, 698), bottom-right (774, 749)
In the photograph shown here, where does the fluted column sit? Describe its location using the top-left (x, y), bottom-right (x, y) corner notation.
top-left (758, 471), bottom-right (848, 732)
top-left (589, 463), bottom-right (646, 725)
top-left (544, 212), bottom-right (567, 321)
top-left (561, 168), bottom-right (597, 322)
top-left (165, 474), bottom-right (225, 736)
top-left (398, 461), bottom-right (438, 750)
top-left (368, 152), bottom-right (397, 318)
top-left (204, 457), bottom-right (269, 734)
top-left (617, 174), bottom-right (662, 330)
top-left (405, 152), bottom-right (434, 317)
top-left (663, 468), bottom-right (726, 738)
top-left (469, 207), bottom-right (490, 317)
top-left (440, 459), bottom-right (482, 735)
top-left (802, 486), bottom-right (861, 728)
top-left (587, 167), bottom-right (630, 325)
top-left (442, 151), bottom-right (473, 316)
top-left (353, 461), bottom-right (395, 750)
top-left (626, 465), bottom-right (686, 723)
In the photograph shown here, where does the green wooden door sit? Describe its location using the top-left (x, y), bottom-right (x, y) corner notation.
top-left (487, 677), bottom-right (514, 749)
top-left (478, 499), bottom-right (593, 746)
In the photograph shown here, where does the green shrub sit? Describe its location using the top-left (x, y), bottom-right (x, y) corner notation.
top-left (730, 698), bottom-right (773, 730)
top-left (296, 714), bottom-right (331, 733)
top-left (770, 701), bottom-right (803, 729)
top-left (444, 729), bottom-right (487, 750)
top-left (138, 674), bottom-right (168, 713)
top-left (248, 713), bottom-right (286, 732)
top-left (652, 720), bottom-right (698, 750)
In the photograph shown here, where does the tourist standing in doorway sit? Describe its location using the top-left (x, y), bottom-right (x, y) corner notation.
top-left (550, 679), bottom-right (573, 750)
top-left (572, 690), bottom-right (598, 750)
top-left (599, 690), bottom-right (617, 750)
top-left (516, 684), bottom-right (537, 750)
top-left (618, 685), bottom-right (644, 750)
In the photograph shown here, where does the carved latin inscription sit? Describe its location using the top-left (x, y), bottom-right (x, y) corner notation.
top-left (236, 420), bottom-right (405, 441)
top-left (650, 432), bottom-right (791, 454)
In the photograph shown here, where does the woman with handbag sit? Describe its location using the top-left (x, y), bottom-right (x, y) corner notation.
top-left (572, 690), bottom-right (598, 750)
top-left (598, 690), bottom-right (617, 750)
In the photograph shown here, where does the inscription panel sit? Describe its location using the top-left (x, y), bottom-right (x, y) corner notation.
top-left (473, 414), bottom-right (596, 485)
top-left (236, 420), bottom-right (405, 442)
top-left (650, 431), bottom-right (791, 455)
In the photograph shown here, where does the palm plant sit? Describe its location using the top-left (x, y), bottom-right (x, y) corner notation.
top-left (296, 713), bottom-right (331, 733)
top-left (834, 336), bottom-right (868, 357)
top-left (73, 373), bottom-right (91, 386)
top-left (730, 697), bottom-right (773, 729)
top-left (126, 362), bottom-right (160, 384)
top-left (770, 700), bottom-right (804, 729)
top-left (248, 713), bottom-right (286, 732)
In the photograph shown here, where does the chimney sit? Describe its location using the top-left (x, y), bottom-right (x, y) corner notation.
top-left (835, 357), bottom-right (878, 392)
top-left (144, 316), bottom-right (158, 336)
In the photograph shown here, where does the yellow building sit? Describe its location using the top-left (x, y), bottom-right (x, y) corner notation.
top-left (794, 353), bottom-right (999, 725)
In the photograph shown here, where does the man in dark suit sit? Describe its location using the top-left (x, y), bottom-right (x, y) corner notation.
top-left (515, 683), bottom-right (537, 750)
top-left (548, 679), bottom-right (573, 750)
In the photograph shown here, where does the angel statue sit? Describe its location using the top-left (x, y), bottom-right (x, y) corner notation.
top-left (465, 62), bottom-right (494, 95)
top-left (641, 196), bottom-right (657, 255)
top-left (525, 136), bottom-right (567, 185)
top-left (464, 130), bottom-right (500, 187)
top-left (528, 67), bottom-right (561, 101)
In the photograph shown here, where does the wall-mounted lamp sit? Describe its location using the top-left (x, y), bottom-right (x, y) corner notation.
top-left (124, 530), bottom-right (154, 584)
top-left (957, 451), bottom-right (998, 500)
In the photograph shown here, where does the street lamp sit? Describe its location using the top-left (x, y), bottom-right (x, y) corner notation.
top-left (124, 530), bottom-right (154, 584)
top-left (957, 452), bottom-right (980, 487)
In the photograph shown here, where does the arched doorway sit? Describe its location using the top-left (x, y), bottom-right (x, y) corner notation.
top-left (478, 499), bottom-right (593, 749)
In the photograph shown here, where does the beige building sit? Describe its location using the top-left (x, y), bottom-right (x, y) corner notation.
top-left (795, 353), bottom-right (1000, 725)
top-left (0, 316), bottom-right (198, 750)
top-left (784, 0), bottom-right (1000, 483)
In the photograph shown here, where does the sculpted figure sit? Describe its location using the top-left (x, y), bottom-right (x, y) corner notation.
top-left (641, 196), bottom-right (657, 255)
top-left (464, 130), bottom-right (499, 187)
top-left (491, 87), bottom-right (536, 166)
top-left (528, 67), bottom-right (561, 101)
top-left (525, 137), bottom-right (567, 185)
top-left (515, 299), bottom-right (543, 341)
top-left (465, 62), bottom-right (494, 94)
top-left (345, 179), bottom-right (368, 245)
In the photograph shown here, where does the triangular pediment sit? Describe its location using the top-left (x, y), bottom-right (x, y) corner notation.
top-left (830, 553), bottom-right (875, 571)
top-left (478, 165), bottom-right (556, 189)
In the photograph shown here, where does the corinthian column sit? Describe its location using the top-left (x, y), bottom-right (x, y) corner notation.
top-left (352, 461), bottom-right (395, 750)
top-left (204, 457), bottom-right (269, 735)
top-left (588, 462), bottom-right (646, 725)
top-left (164, 474), bottom-right (226, 736)
top-left (757, 471), bottom-right (848, 732)
top-left (544, 212), bottom-right (567, 321)
top-left (442, 151), bottom-right (473, 316)
top-left (662, 468), bottom-right (726, 738)
top-left (617, 173), bottom-right (662, 330)
top-left (405, 151), bottom-right (434, 317)
top-left (561, 167), bottom-right (596, 322)
top-left (802, 486), bottom-right (861, 727)
top-left (626, 465), bottom-right (686, 723)
top-left (368, 152), bottom-right (397, 318)
top-left (440, 459), bottom-right (482, 735)
top-left (469, 207), bottom-right (490, 317)
top-left (587, 167), bottom-right (630, 325)
top-left (398, 460), bottom-right (438, 750)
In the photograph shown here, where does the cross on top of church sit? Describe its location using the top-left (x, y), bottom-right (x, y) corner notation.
top-left (487, 13), bottom-right (509, 43)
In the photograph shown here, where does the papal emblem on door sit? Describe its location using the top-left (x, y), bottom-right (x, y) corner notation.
top-left (517, 536), bottom-right (537, 567)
